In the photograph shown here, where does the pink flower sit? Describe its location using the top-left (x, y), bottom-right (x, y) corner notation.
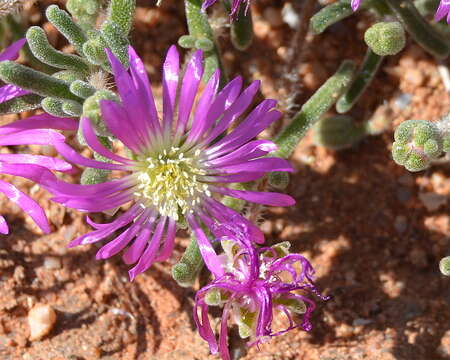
top-left (49, 45), bottom-right (295, 280)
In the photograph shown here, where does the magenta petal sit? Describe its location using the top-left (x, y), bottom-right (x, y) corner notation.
top-left (351, 0), bottom-right (361, 11)
top-left (187, 69), bottom-right (221, 144)
top-left (100, 100), bottom-right (146, 152)
top-left (196, 76), bottom-right (243, 140)
top-left (211, 186), bottom-right (296, 207)
top-left (95, 213), bottom-right (147, 260)
top-left (202, 172), bottom-right (264, 183)
top-left (49, 177), bottom-right (134, 198)
top-left (162, 45), bottom-right (180, 131)
top-left (122, 213), bottom-right (157, 264)
top-left (205, 140), bottom-right (277, 166)
top-left (202, 0), bottom-right (218, 10)
top-left (128, 216), bottom-right (166, 280)
top-left (0, 129), bottom-right (65, 146)
top-left (435, 1), bottom-right (450, 22)
top-left (81, 117), bottom-right (133, 164)
top-left (207, 100), bottom-right (279, 157)
top-left (0, 154), bottom-right (72, 172)
top-left (193, 298), bottom-right (219, 354)
top-left (0, 85), bottom-right (30, 104)
top-left (187, 214), bottom-right (225, 277)
top-left (0, 38), bottom-right (26, 61)
top-left (201, 80), bottom-right (260, 146)
top-left (210, 157), bottom-right (293, 174)
top-left (0, 179), bottom-right (50, 233)
top-left (69, 204), bottom-right (142, 247)
top-left (218, 301), bottom-right (232, 360)
top-left (155, 217), bottom-right (176, 262)
top-left (0, 162), bottom-right (56, 186)
top-left (0, 216), bottom-right (8, 234)
top-left (54, 141), bottom-right (127, 171)
top-left (0, 113), bottom-right (78, 135)
top-left (176, 50), bottom-right (204, 134)
top-left (128, 46), bottom-right (161, 138)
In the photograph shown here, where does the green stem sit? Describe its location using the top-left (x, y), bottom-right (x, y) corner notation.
top-left (185, 0), bottom-right (226, 84)
top-left (336, 49), bottom-right (383, 113)
top-left (384, 0), bottom-right (450, 59)
top-left (274, 60), bottom-right (356, 159)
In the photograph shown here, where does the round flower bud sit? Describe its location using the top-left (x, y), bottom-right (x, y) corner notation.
top-left (392, 120), bottom-right (443, 172)
top-left (364, 22), bottom-right (406, 56)
top-left (82, 89), bottom-right (119, 137)
top-left (313, 115), bottom-right (366, 150)
top-left (439, 256), bottom-right (450, 276)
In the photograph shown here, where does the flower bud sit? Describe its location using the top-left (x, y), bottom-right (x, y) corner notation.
top-left (364, 22), bottom-right (406, 56)
top-left (313, 115), bottom-right (366, 150)
top-left (392, 120), bottom-right (443, 172)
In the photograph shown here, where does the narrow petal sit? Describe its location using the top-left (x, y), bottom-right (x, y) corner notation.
top-left (207, 100), bottom-right (279, 157)
top-left (351, 0), bottom-right (361, 11)
top-left (0, 154), bottom-right (72, 172)
top-left (205, 140), bottom-right (277, 166)
top-left (155, 217), bottom-right (176, 262)
top-left (0, 85), bottom-right (30, 104)
top-left (128, 46), bottom-right (162, 138)
top-left (176, 50), bottom-right (204, 134)
top-left (0, 38), bottom-right (26, 61)
top-left (201, 80), bottom-right (260, 146)
top-left (186, 69), bottom-right (221, 145)
top-left (203, 198), bottom-right (264, 244)
top-left (100, 100), bottom-right (147, 153)
top-left (162, 45), bottom-right (180, 131)
top-left (54, 141), bottom-right (128, 171)
top-left (187, 214), bottom-right (225, 277)
top-left (68, 204), bottom-right (142, 247)
top-left (128, 216), bottom-right (167, 280)
top-left (0, 179), bottom-right (50, 233)
top-left (201, 172), bottom-right (264, 183)
top-left (209, 158), bottom-right (293, 174)
top-left (0, 113), bottom-right (78, 135)
top-left (0, 215), bottom-right (8, 234)
top-left (81, 117), bottom-right (134, 165)
top-left (193, 76), bottom-right (243, 143)
top-left (0, 129), bottom-right (65, 146)
top-left (0, 162), bottom-right (56, 186)
top-left (49, 177), bottom-right (134, 198)
top-left (122, 212), bottom-right (157, 264)
top-left (211, 186), bottom-right (296, 207)
top-left (218, 301), bottom-right (232, 360)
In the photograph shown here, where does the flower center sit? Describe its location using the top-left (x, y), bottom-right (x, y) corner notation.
top-left (134, 147), bottom-right (210, 220)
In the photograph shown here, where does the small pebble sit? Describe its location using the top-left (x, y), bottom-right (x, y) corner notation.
top-left (44, 256), bottom-right (61, 270)
top-left (28, 304), bottom-right (57, 341)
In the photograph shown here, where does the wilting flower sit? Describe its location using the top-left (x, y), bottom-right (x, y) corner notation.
top-left (194, 224), bottom-right (329, 360)
top-left (436, 0), bottom-right (450, 23)
top-left (49, 45), bottom-right (295, 280)
top-left (0, 114), bottom-right (77, 234)
top-left (202, 0), bottom-right (250, 19)
top-left (0, 38), bottom-right (30, 103)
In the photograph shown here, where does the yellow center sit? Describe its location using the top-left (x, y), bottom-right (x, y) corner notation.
top-left (134, 147), bottom-right (210, 220)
